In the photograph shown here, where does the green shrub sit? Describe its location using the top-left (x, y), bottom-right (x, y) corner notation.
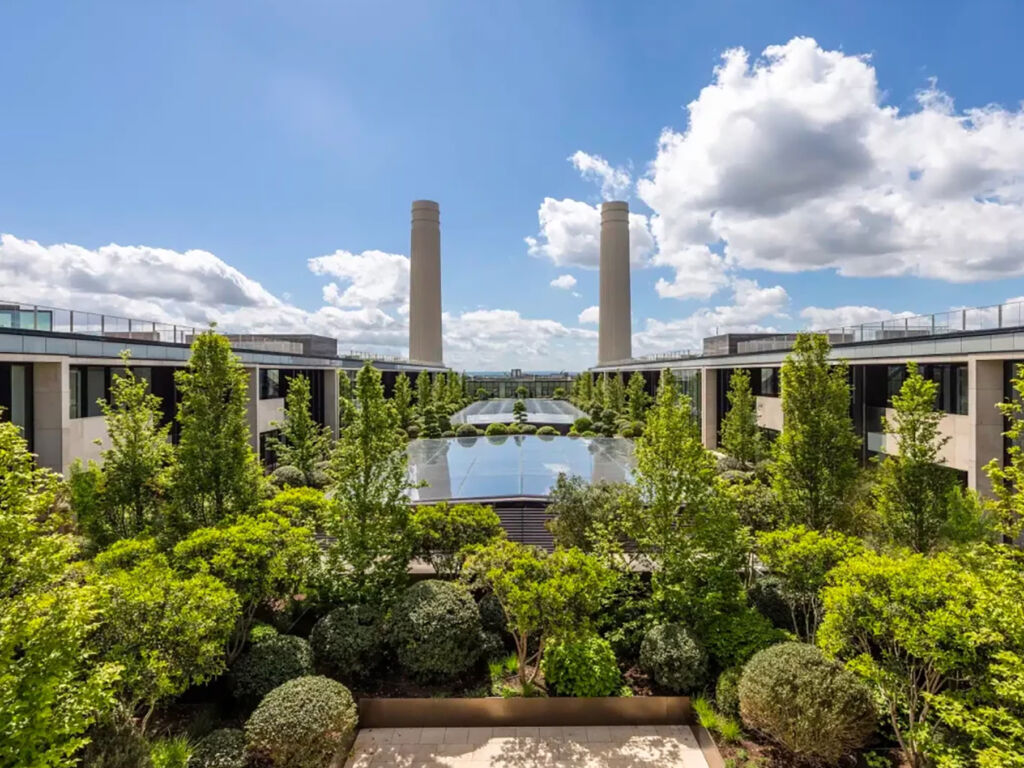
top-left (388, 580), bottom-right (483, 681)
top-left (536, 426), bottom-right (559, 436)
top-left (188, 729), bottom-right (246, 768)
top-left (519, 424), bottom-right (538, 435)
top-left (232, 634), bottom-right (314, 703)
top-left (716, 666), bottom-right (743, 718)
top-left (245, 676), bottom-right (358, 768)
top-left (480, 631), bottom-right (506, 661)
top-left (270, 465), bottom-right (306, 489)
top-left (456, 423), bottom-right (479, 437)
top-left (151, 737), bottom-right (191, 768)
top-left (699, 606), bottom-right (787, 670)
top-left (477, 592), bottom-right (507, 635)
top-left (485, 423), bottom-right (509, 436)
top-left (620, 426), bottom-right (635, 438)
top-left (306, 468), bottom-right (329, 489)
top-left (406, 424), bottom-right (421, 439)
top-left (263, 487), bottom-right (329, 530)
top-left (310, 605), bottom-right (381, 681)
top-left (441, 430), bottom-right (457, 438)
top-left (79, 706), bottom-right (151, 768)
top-left (738, 642), bottom-right (876, 763)
top-left (639, 623), bottom-right (707, 693)
top-left (506, 423), bottom-right (521, 434)
top-left (248, 621), bottom-right (279, 645)
top-left (411, 502), bottom-right (505, 577)
top-left (748, 575), bottom-right (792, 630)
top-left (541, 633), bottom-right (621, 697)
top-left (580, 430), bottom-right (599, 438)
top-left (572, 416), bottom-right (592, 433)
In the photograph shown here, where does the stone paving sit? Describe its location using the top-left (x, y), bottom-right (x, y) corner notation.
top-left (345, 725), bottom-right (711, 767)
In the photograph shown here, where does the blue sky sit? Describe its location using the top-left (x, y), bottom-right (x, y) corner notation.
top-left (3, 1), bottom-right (1024, 370)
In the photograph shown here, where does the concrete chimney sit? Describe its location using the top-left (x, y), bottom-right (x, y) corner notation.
top-left (409, 200), bottom-right (443, 365)
top-left (598, 201), bottom-right (631, 364)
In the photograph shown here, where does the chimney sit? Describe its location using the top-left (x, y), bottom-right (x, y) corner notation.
top-left (598, 201), bottom-right (631, 364)
top-left (409, 200), bottom-right (443, 365)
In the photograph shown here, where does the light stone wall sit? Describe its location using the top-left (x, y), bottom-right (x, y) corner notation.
top-left (969, 358), bottom-right (1004, 494)
top-left (755, 396), bottom-right (783, 432)
top-left (700, 367), bottom-right (718, 450)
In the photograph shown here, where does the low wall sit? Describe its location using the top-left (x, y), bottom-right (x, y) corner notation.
top-left (358, 696), bottom-right (693, 729)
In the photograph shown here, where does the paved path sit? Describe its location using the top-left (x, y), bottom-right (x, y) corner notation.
top-left (346, 725), bottom-right (710, 767)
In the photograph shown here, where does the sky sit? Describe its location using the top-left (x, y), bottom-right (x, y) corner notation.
top-left (3, 1), bottom-right (1024, 371)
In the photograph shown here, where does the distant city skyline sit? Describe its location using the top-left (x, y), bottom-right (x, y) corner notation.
top-left (3, 1), bottom-right (1024, 370)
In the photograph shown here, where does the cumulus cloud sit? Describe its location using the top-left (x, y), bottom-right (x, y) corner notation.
top-left (799, 305), bottom-right (916, 330)
top-left (550, 274), bottom-right (577, 290)
top-left (578, 305), bottom-right (599, 324)
top-left (525, 197), bottom-right (654, 269)
top-left (308, 249), bottom-right (409, 309)
top-left (635, 37), bottom-right (1024, 288)
top-left (569, 150), bottom-right (632, 200)
top-left (444, 309), bottom-right (596, 370)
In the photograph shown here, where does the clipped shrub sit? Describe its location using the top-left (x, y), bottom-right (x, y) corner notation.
top-left (506, 423), bottom-right (521, 434)
top-left (306, 468), bottom-right (329, 489)
top-left (456, 423), bottom-right (479, 437)
top-left (388, 580), bottom-right (483, 681)
top-left (263, 487), bottom-right (328, 529)
top-left (406, 424), bottom-right (421, 439)
top-left (188, 729), bottom-right (246, 768)
top-left (572, 416), bottom-right (592, 433)
top-left (441, 430), bottom-right (457, 438)
top-left (270, 465), bottom-right (306, 489)
top-left (519, 424), bottom-right (538, 435)
top-left (477, 592), bottom-right (507, 635)
top-left (411, 502), bottom-right (504, 578)
top-left (748, 574), bottom-right (796, 630)
top-left (716, 666), bottom-right (743, 718)
top-left (232, 634), bottom-right (314, 704)
top-left (738, 642), bottom-right (876, 763)
top-left (485, 423), bottom-right (509, 436)
top-left (480, 630), bottom-right (506, 662)
top-left (245, 676), bottom-right (358, 768)
top-left (580, 430), bottom-right (599, 438)
top-left (310, 605), bottom-right (381, 681)
top-left (541, 633), bottom-right (621, 698)
top-left (639, 623), bottom-right (707, 693)
top-left (79, 706), bottom-right (151, 768)
top-left (536, 426), bottom-right (559, 436)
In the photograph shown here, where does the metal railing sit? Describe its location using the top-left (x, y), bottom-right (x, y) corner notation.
top-left (0, 299), bottom-right (200, 344)
top-left (736, 300), bottom-right (1024, 354)
top-left (632, 349), bottom-right (699, 362)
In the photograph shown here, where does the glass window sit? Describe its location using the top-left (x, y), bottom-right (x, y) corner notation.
top-left (886, 365), bottom-right (906, 403)
top-left (954, 364), bottom-right (968, 415)
top-left (760, 368), bottom-right (778, 397)
top-left (70, 368), bottom-right (82, 418)
top-left (260, 369), bottom-right (281, 399)
top-left (86, 367), bottom-right (106, 417)
top-left (10, 364), bottom-right (28, 433)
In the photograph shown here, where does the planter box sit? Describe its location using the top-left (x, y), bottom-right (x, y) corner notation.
top-left (358, 696), bottom-right (693, 729)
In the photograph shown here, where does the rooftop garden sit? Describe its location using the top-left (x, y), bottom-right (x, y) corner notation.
top-left (2, 331), bottom-right (1022, 768)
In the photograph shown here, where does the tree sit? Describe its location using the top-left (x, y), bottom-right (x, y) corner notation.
top-left (0, 418), bottom-right (120, 768)
top-left (874, 362), bottom-right (986, 552)
top-left (545, 474), bottom-right (627, 553)
top-left (173, 512), bottom-right (316, 662)
top-left (169, 330), bottom-right (262, 536)
top-left (325, 362), bottom-right (414, 606)
top-left (391, 373), bottom-right (414, 432)
top-left (270, 374), bottom-right (331, 483)
top-left (626, 372), bottom-right (649, 423)
top-left (421, 403), bottom-right (442, 438)
top-left (90, 540), bottom-right (239, 733)
top-left (475, 387), bottom-right (489, 401)
top-left (432, 372), bottom-right (448, 413)
top-left (755, 524), bottom-right (864, 639)
top-left (70, 352), bottom-right (173, 547)
top-left (461, 541), bottom-right (612, 691)
top-left (986, 363), bottom-right (1024, 541)
top-left (771, 333), bottom-right (861, 532)
top-left (720, 368), bottom-right (766, 467)
top-left (415, 371), bottom-right (432, 416)
top-left (337, 371), bottom-right (354, 430)
top-left (606, 373), bottom-right (625, 413)
top-left (446, 372), bottom-right (463, 410)
top-left (512, 399), bottom-right (528, 425)
top-left (573, 371), bottom-right (594, 411)
top-left (552, 386), bottom-right (567, 400)
top-left (410, 502), bottom-right (504, 577)
top-left (818, 547), bottom-right (1024, 768)
top-left (515, 384), bottom-right (529, 399)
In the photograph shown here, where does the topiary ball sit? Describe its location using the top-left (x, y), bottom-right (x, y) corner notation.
top-left (456, 423), bottom-right (479, 437)
top-left (541, 633), bottom-right (621, 698)
top-left (715, 666), bottom-right (743, 718)
top-left (310, 605), bottom-right (381, 682)
top-left (477, 592), bottom-right (507, 635)
top-left (739, 642), bottom-right (876, 763)
top-left (270, 465), bottom-right (306, 489)
top-left (639, 623), bottom-right (707, 693)
top-left (536, 426), bottom-right (559, 436)
top-left (388, 580), bottom-right (483, 681)
top-left (188, 728), bottom-right (246, 768)
top-left (245, 676), bottom-right (357, 768)
top-left (519, 424), bottom-right (538, 435)
top-left (232, 634), bottom-right (314, 704)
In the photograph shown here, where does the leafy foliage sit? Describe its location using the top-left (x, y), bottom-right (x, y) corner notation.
top-left (639, 623), bottom-right (707, 693)
top-left (720, 369), bottom-right (766, 467)
top-left (310, 604), bottom-right (382, 681)
top-left (739, 642), bottom-right (876, 763)
top-left (174, 512), bottom-right (316, 663)
top-left (771, 333), bottom-right (861, 532)
top-left (541, 633), bottom-right (621, 697)
top-left (262, 486), bottom-right (329, 529)
top-left (169, 330), bottom-right (262, 536)
top-left (485, 422), bottom-right (509, 436)
top-left (545, 473), bottom-right (628, 552)
top-left (391, 373), bottom-right (414, 432)
top-left (325, 362), bottom-right (414, 607)
top-left (410, 502), bottom-right (504, 577)
top-left (231, 634), bottom-right (314, 704)
top-left (716, 666), bottom-right (743, 718)
top-left (0, 418), bottom-right (120, 768)
top-left (77, 705), bottom-right (152, 768)
top-left (187, 729), bottom-right (246, 768)
top-left (625, 372), bottom-right (650, 423)
top-left (268, 374), bottom-right (331, 484)
top-left (244, 676), bottom-right (358, 768)
top-left (512, 399), bottom-right (528, 425)
top-left (986, 362), bottom-right (1024, 541)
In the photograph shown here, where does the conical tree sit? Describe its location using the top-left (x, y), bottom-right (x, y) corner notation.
top-left (392, 373), bottom-right (414, 432)
top-left (169, 329), bottom-right (262, 536)
top-left (270, 374), bottom-right (331, 481)
top-left (415, 371), bottom-right (432, 416)
top-left (720, 368), bottom-right (766, 467)
top-left (626, 372), bottom-right (650, 423)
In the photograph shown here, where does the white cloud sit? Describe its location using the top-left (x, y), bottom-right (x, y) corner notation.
top-left (634, 279), bottom-right (789, 355)
top-left (550, 274), bottom-right (578, 290)
top-left (634, 36), bottom-right (1024, 289)
top-left (799, 305), bottom-right (916, 330)
top-left (569, 150), bottom-right (632, 200)
top-left (578, 305), bottom-right (599, 324)
top-left (525, 197), bottom-right (654, 269)
top-left (444, 309), bottom-right (596, 371)
top-left (308, 249), bottom-right (409, 309)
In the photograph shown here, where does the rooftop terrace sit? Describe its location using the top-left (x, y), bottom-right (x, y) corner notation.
top-left (452, 398), bottom-right (586, 426)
